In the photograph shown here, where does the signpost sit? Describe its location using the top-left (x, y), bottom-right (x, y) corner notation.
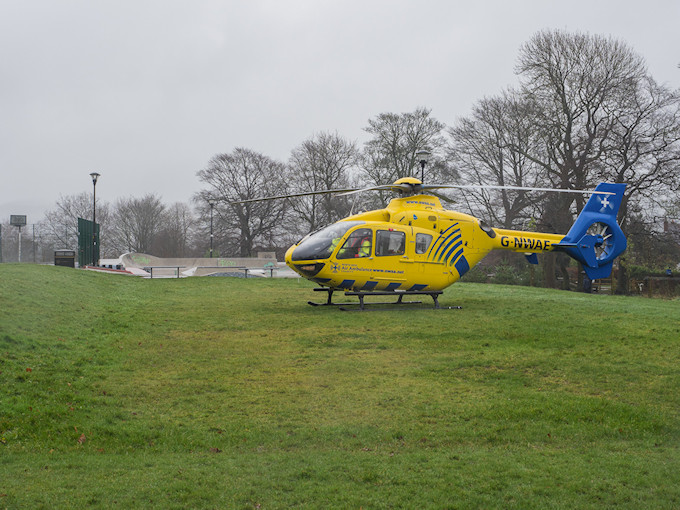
top-left (10, 215), bottom-right (27, 262)
top-left (10, 215), bottom-right (26, 227)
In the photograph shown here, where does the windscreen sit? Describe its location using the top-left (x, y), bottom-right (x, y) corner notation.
top-left (291, 221), bottom-right (364, 261)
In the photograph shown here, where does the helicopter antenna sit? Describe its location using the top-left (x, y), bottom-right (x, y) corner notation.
top-left (415, 149), bottom-right (431, 184)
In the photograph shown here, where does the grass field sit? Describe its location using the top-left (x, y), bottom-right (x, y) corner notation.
top-left (1, 264), bottom-right (679, 509)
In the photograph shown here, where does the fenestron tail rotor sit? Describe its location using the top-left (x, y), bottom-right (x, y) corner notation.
top-left (587, 222), bottom-right (614, 260)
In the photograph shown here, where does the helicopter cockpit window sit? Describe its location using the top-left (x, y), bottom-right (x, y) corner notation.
top-left (415, 233), bottom-right (433, 254)
top-left (336, 228), bottom-right (373, 259)
top-left (376, 230), bottom-right (405, 256)
top-left (291, 221), bottom-right (364, 261)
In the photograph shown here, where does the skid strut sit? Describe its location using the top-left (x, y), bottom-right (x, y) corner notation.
top-left (308, 287), bottom-right (459, 310)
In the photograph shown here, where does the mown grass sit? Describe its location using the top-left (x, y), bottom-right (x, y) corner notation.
top-left (1, 264), bottom-right (679, 508)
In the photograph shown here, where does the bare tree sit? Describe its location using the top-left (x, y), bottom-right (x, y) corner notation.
top-left (361, 108), bottom-right (448, 204)
top-left (516, 30), bottom-right (648, 199)
top-left (600, 76), bottom-right (680, 208)
top-left (448, 90), bottom-right (547, 229)
top-left (109, 194), bottom-right (166, 254)
top-left (40, 192), bottom-right (112, 256)
top-left (447, 30), bottom-right (680, 290)
top-left (287, 132), bottom-right (358, 235)
top-left (153, 202), bottom-right (197, 257)
top-left (0, 220), bottom-right (46, 263)
top-left (196, 148), bottom-right (288, 257)
top-left (514, 30), bottom-right (677, 288)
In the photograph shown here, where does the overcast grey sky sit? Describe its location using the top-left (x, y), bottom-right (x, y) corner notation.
top-left (1, 0), bottom-right (679, 224)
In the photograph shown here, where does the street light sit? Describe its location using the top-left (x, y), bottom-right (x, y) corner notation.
top-left (415, 149), bottom-right (431, 182)
top-left (90, 172), bottom-right (100, 266)
top-left (207, 198), bottom-right (215, 258)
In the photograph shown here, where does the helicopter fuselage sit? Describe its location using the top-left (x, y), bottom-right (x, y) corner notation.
top-left (285, 194), bottom-right (564, 292)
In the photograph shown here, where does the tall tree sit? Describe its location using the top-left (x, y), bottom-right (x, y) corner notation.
top-left (514, 30), bottom-right (680, 288)
top-left (288, 132), bottom-right (358, 235)
top-left (362, 108), bottom-right (448, 204)
top-left (153, 202), bottom-right (197, 257)
top-left (196, 148), bottom-right (288, 257)
top-left (516, 30), bottom-right (648, 199)
top-left (447, 30), bottom-right (680, 290)
top-left (599, 75), bottom-right (680, 213)
top-left (40, 192), bottom-right (112, 256)
top-left (109, 194), bottom-right (166, 254)
top-left (448, 90), bottom-right (546, 229)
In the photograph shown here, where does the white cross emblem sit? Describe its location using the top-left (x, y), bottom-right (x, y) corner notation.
top-left (599, 196), bottom-right (611, 212)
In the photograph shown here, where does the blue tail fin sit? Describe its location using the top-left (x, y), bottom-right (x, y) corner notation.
top-left (555, 183), bottom-right (627, 280)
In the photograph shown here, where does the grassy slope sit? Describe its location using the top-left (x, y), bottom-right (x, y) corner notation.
top-left (1, 264), bottom-right (679, 509)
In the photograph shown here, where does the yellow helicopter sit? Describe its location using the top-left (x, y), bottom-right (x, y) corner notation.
top-left (236, 176), bottom-right (627, 309)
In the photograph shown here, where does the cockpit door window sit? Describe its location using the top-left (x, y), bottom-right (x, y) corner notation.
top-left (375, 230), bottom-right (406, 256)
top-left (336, 228), bottom-right (373, 259)
top-left (415, 233), bottom-right (433, 254)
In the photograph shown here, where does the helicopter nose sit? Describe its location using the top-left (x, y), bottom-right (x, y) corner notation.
top-left (284, 245), bottom-right (295, 269)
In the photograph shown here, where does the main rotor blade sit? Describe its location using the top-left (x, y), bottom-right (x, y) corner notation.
top-left (338, 184), bottom-right (410, 196)
top-left (230, 188), bottom-right (358, 204)
top-left (420, 184), bottom-right (615, 195)
top-left (429, 191), bottom-right (456, 204)
top-left (230, 181), bottom-right (616, 204)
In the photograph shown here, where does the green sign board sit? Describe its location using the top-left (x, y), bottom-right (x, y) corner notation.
top-left (10, 215), bottom-right (27, 227)
top-left (78, 217), bottom-right (100, 267)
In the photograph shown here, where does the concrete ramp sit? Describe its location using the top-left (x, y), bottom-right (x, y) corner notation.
top-left (120, 252), bottom-right (279, 277)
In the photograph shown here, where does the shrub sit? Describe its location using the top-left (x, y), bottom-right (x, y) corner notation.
top-left (460, 265), bottom-right (488, 283)
top-left (492, 264), bottom-right (526, 285)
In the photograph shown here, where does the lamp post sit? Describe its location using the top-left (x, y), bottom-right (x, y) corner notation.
top-left (415, 149), bottom-right (431, 182)
top-left (207, 198), bottom-right (215, 258)
top-left (90, 172), bottom-right (100, 266)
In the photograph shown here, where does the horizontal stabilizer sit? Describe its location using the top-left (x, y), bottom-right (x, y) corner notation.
top-left (524, 253), bottom-right (538, 265)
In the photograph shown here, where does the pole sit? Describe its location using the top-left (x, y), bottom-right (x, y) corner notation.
top-left (18, 226), bottom-right (22, 263)
top-left (209, 201), bottom-right (214, 258)
top-left (92, 182), bottom-right (96, 266)
top-left (33, 224), bottom-right (36, 263)
top-left (90, 172), bottom-right (100, 267)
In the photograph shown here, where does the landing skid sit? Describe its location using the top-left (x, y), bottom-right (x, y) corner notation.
top-left (308, 287), bottom-right (461, 311)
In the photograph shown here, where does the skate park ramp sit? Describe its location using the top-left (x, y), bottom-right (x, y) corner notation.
top-left (120, 252), bottom-right (286, 278)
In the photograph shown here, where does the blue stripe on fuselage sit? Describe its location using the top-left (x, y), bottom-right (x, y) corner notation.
top-left (360, 281), bottom-right (378, 290)
top-left (408, 284), bottom-right (428, 291)
top-left (454, 255), bottom-right (470, 276)
top-left (442, 239), bottom-right (462, 264)
top-left (448, 247), bottom-right (464, 266)
top-left (429, 223), bottom-right (459, 260)
top-left (437, 234), bottom-right (461, 263)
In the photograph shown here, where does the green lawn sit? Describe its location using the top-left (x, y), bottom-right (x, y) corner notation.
top-left (1, 264), bottom-right (679, 508)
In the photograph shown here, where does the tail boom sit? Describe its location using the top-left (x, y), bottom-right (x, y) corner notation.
top-left (492, 230), bottom-right (565, 254)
